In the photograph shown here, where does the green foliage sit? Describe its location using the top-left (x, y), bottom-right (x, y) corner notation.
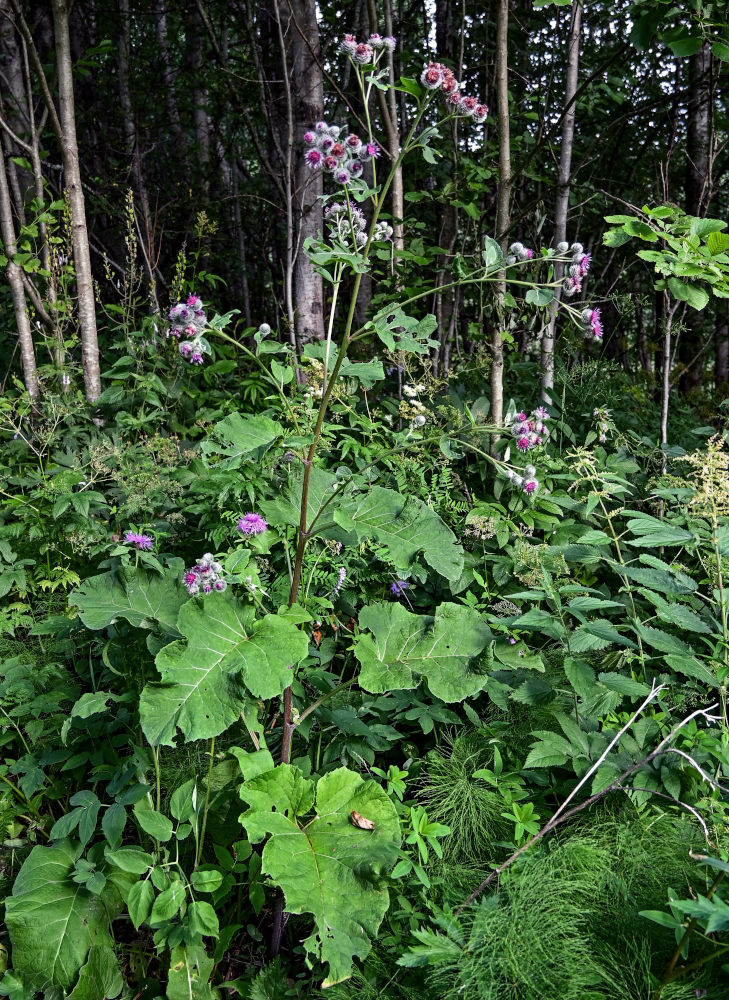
top-left (240, 764), bottom-right (400, 985)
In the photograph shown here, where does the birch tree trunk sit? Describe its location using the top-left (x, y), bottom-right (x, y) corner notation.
top-left (51, 0), bottom-right (101, 402)
top-left (491, 0), bottom-right (511, 435)
top-left (541, 0), bottom-right (582, 403)
top-left (0, 145), bottom-right (39, 398)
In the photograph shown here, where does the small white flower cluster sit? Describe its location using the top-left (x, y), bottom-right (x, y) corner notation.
top-left (401, 384), bottom-right (428, 427)
top-left (323, 203), bottom-right (393, 248)
top-left (593, 407), bottom-right (611, 444)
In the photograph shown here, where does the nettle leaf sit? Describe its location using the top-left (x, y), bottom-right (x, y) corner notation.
top-left (354, 602), bottom-right (492, 702)
top-left (70, 561), bottom-right (186, 640)
top-left (139, 591), bottom-right (308, 746)
top-left (334, 487), bottom-right (464, 583)
top-left (634, 623), bottom-right (693, 655)
top-left (240, 765), bottom-right (400, 986)
top-left (571, 620), bottom-right (638, 653)
top-left (5, 840), bottom-right (114, 993)
top-left (200, 412), bottom-right (283, 468)
top-left (625, 515), bottom-right (693, 547)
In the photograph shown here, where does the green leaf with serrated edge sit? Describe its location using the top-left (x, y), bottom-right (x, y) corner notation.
top-left (127, 880), bottom-right (154, 930)
top-left (664, 655), bottom-right (717, 685)
top-left (66, 945), bottom-right (122, 1000)
top-left (70, 561), bottom-right (186, 635)
top-left (598, 673), bottom-right (651, 697)
top-left (334, 487), bottom-right (464, 582)
top-left (166, 944), bottom-right (216, 1000)
top-left (200, 412), bottom-right (283, 467)
top-left (656, 603), bottom-right (711, 634)
top-left (259, 465), bottom-right (340, 532)
top-left (354, 602), bottom-right (492, 701)
top-left (240, 765), bottom-right (400, 987)
top-left (139, 591), bottom-right (308, 746)
top-left (564, 656), bottom-right (596, 697)
top-left (625, 516), bottom-right (692, 546)
top-left (633, 623), bottom-right (693, 654)
top-left (5, 840), bottom-right (114, 993)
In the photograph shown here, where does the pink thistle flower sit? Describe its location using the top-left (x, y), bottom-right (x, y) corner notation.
top-left (334, 167), bottom-right (351, 184)
top-left (534, 406), bottom-right (549, 420)
top-left (517, 436), bottom-right (531, 452)
top-left (346, 133), bottom-right (362, 150)
top-left (304, 131), bottom-right (316, 144)
top-left (590, 309), bottom-right (603, 340)
top-left (579, 253), bottom-right (591, 277)
top-left (349, 160), bottom-right (364, 178)
top-left (191, 352), bottom-right (203, 365)
top-left (472, 104), bottom-right (488, 123)
top-left (315, 121), bottom-right (328, 133)
top-left (354, 43), bottom-right (374, 64)
top-left (237, 512), bottom-right (267, 536)
top-left (330, 142), bottom-right (346, 159)
top-left (524, 479), bottom-right (538, 495)
top-left (518, 411), bottom-right (527, 422)
top-left (186, 295), bottom-right (202, 307)
top-left (446, 91), bottom-right (461, 107)
top-left (323, 155), bottom-right (337, 171)
top-left (124, 531), bottom-right (154, 550)
top-left (524, 249), bottom-right (534, 259)
top-left (421, 63), bottom-right (443, 89)
top-left (459, 95), bottom-right (478, 115)
top-left (305, 148), bottom-right (323, 169)
top-left (441, 70), bottom-right (458, 94)
top-left (382, 36), bottom-right (396, 50)
top-left (184, 572), bottom-right (197, 585)
top-left (179, 341), bottom-right (193, 357)
top-left (368, 32), bottom-right (382, 44)
top-left (320, 136), bottom-right (334, 152)
top-left (184, 324), bottom-right (196, 335)
top-left (360, 141), bottom-right (380, 160)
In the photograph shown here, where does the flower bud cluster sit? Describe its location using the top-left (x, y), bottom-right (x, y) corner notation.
top-left (581, 307), bottom-right (603, 342)
top-left (168, 294), bottom-right (207, 365)
top-left (562, 242), bottom-right (591, 297)
top-left (419, 62), bottom-right (488, 124)
top-left (304, 122), bottom-right (380, 185)
top-left (340, 32), bottom-right (396, 63)
top-left (506, 242), bottom-right (535, 264)
top-left (401, 384), bottom-right (428, 427)
top-left (509, 405), bottom-right (550, 452)
top-left (183, 553), bottom-right (227, 596)
top-left (593, 407), bottom-right (612, 444)
top-left (506, 463), bottom-right (539, 496)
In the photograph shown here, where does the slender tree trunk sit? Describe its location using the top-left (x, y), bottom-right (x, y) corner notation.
top-left (0, 145), bottom-right (39, 398)
top-left (289, 0), bottom-right (325, 344)
top-left (679, 42), bottom-right (712, 394)
top-left (661, 295), bottom-right (679, 473)
top-left (154, 0), bottom-right (186, 151)
top-left (51, 0), bottom-right (101, 402)
top-left (491, 0), bottom-right (511, 435)
top-left (541, 0), bottom-right (582, 403)
top-left (716, 306), bottom-right (729, 390)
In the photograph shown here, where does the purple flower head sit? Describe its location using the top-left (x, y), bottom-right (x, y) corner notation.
top-left (368, 33), bottom-right (382, 44)
top-left (237, 512), bottom-right (267, 536)
top-left (315, 121), bottom-right (328, 133)
top-left (124, 531), bottom-right (154, 550)
top-left (333, 566), bottom-right (347, 596)
top-left (590, 309), bottom-right (603, 340)
top-left (305, 148), bottom-right (323, 170)
top-left (382, 35), bottom-right (396, 51)
top-left (214, 579), bottom-right (227, 592)
top-left (533, 406), bottom-right (549, 421)
top-left (472, 104), bottom-right (489, 124)
top-left (340, 34), bottom-right (358, 56)
top-left (179, 341), bottom-right (193, 358)
top-left (304, 130), bottom-right (316, 144)
top-left (191, 352), bottom-right (204, 365)
top-left (349, 160), bottom-right (364, 179)
top-left (578, 253), bottom-right (591, 277)
top-left (346, 133), bottom-right (362, 154)
top-left (334, 167), bottom-right (351, 185)
top-left (421, 63), bottom-right (443, 89)
top-left (186, 294), bottom-right (202, 308)
top-left (391, 580), bottom-right (410, 596)
top-left (323, 155), bottom-right (337, 171)
top-left (366, 141), bottom-right (380, 159)
top-left (320, 136), bottom-right (335, 152)
top-left (518, 411), bottom-right (527, 422)
top-left (354, 42), bottom-right (374, 64)
top-left (516, 436), bottom-right (531, 452)
top-left (523, 479), bottom-right (538, 495)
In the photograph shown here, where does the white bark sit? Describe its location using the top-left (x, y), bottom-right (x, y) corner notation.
top-left (541, 0), bottom-right (582, 403)
top-left (491, 0), bottom-right (511, 435)
top-left (52, 0), bottom-right (101, 402)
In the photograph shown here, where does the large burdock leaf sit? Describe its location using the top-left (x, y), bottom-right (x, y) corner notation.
top-left (240, 765), bottom-right (400, 986)
top-left (5, 840), bottom-right (114, 993)
top-left (139, 591), bottom-right (308, 746)
top-left (333, 487), bottom-right (464, 583)
top-left (354, 602), bottom-right (492, 701)
top-left (70, 561), bottom-right (186, 638)
top-left (201, 411), bottom-right (283, 468)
